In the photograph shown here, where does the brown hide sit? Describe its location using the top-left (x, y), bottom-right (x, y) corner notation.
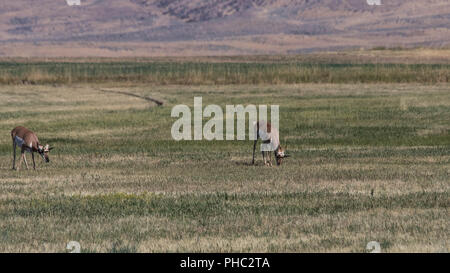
top-left (11, 126), bottom-right (40, 152)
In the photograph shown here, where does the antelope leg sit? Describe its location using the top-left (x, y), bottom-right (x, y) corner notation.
top-left (32, 153), bottom-right (36, 170)
top-left (12, 141), bottom-right (16, 170)
top-left (23, 153), bottom-right (29, 170)
top-left (252, 140), bottom-right (257, 165)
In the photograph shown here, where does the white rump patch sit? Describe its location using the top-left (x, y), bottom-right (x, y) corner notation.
top-left (14, 136), bottom-right (24, 147)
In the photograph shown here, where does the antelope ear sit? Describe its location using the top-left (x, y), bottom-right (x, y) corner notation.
top-left (283, 154), bottom-right (290, 158)
top-left (48, 147), bottom-right (54, 151)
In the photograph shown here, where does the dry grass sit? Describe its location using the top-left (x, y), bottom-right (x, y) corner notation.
top-left (1, 48), bottom-right (450, 64)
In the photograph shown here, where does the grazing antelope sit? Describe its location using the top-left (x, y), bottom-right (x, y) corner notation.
top-left (252, 121), bottom-right (289, 166)
top-left (11, 126), bottom-right (53, 171)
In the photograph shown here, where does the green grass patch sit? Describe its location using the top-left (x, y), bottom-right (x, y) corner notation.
top-left (0, 62), bottom-right (448, 84)
top-left (4, 192), bottom-right (448, 219)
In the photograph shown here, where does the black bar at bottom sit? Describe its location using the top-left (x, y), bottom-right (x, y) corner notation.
top-left (0, 253), bottom-right (442, 272)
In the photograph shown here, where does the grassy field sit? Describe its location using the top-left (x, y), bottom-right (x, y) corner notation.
top-left (0, 80), bottom-right (448, 253)
top-left (0, 49), bottom-right (449, 85)
top-left (0, 61), bottom-right (448, 85)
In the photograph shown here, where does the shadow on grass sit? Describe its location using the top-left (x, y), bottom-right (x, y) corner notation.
top-left (233, 160), bottom-right (264, 167)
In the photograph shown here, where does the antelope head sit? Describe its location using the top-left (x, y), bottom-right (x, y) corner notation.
top-left (275, 145), bottom-right (289, 166)
top-left (38, 144), bottom-right (53, 163)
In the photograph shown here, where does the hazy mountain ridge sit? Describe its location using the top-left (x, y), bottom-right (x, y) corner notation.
top-left (0, 0), bottom-right (448, 56)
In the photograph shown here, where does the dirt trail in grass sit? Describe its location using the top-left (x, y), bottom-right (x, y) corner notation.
top-left (98, 89), bottom-right (164, 106)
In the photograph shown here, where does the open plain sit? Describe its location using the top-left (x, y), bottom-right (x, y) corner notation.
top-left (0, 53), bottom-right (448, 252)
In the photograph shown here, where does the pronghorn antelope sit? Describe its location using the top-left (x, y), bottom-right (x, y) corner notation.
top-left (11, 126), bottom-right (53, 171)
top-left (252, 121), bottom-right (289, 166)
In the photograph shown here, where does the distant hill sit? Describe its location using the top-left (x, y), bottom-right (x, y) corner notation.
top-left (0, 0), bottom-right (449, 57)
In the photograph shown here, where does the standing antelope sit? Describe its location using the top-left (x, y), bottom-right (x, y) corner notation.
top-left (252, 121), bottom-right (289, 166)
top-left (11, 126), bottom-right (53, 171)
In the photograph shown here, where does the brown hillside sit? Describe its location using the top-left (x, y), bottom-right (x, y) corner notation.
top-left (0, 0), bottom-right (448, 56)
